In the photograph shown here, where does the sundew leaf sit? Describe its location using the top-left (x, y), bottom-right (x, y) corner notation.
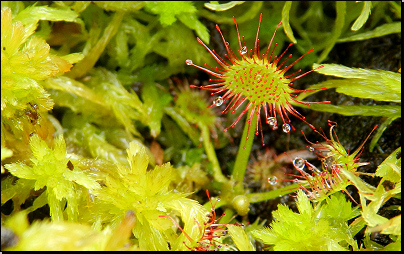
top-left (375, 147), bottom-right (401, 183)
top-left (338, 22), bottom-right (401, 42)
top-left (351, 1), bottom-right (372, 31)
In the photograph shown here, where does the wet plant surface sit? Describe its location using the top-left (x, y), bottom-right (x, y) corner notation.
top-left (1, 1), bottom-right (401, 251)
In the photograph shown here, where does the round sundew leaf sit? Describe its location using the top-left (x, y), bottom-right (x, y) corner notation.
top-left (186, 14), bottom-right (329, 146)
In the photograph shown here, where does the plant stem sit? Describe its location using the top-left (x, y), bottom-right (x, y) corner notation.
top-left (199, 123), bottom-right (228, 183)
top-left (232, 108), bottom-right (257, 194)
top-left (246, 183), bottom-right (300, 203)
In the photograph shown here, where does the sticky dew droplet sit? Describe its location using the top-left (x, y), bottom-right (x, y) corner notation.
top-left (293, 157), bottom-right (305, 170)
top-left (268, 176), bottom-right (278, 185)
top-left (267, 116), bottom-right (277, 126)
top-left (282, 123), bottom-right (291, 133)
top-left (213, 96), bottom-right (223, 106)
top-left (241, 46), bottom-right (247, 55)
top-left (309, 146), bottom-right (315, 152)
top-left (185, 59), bottom-right (193, 65)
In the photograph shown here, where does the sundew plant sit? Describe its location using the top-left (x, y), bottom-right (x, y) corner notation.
top-left (1, 1), bottom-right (401, 251)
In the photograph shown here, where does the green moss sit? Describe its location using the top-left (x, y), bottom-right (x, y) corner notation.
top-left (1, 1), bottom-right (401, 251)
top-left (251, 190), bottom-right (360, 251)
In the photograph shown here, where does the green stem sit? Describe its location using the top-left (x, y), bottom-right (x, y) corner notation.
top-left (246, 183), bottom-right (300, 203)
top-left (199, 123), bottom-right (228, 183)
top-left (232, 108), bottom-right (257, 194)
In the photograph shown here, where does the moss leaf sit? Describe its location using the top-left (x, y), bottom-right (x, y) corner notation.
top-left (228, 224), bottom-right (255, 251)
top-left (375, 147), bottom-right (401, 183)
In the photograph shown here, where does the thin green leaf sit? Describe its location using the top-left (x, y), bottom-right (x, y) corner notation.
top-left (94, 1), bottom-right (145, 12)
top-left (318, 1), bottom-right (346, 63)
top-left (370, 116), bottom-right (399, 152)
top-left (338, 22), bottom-right (401, 42)
top-left (307, 79), bottom-right (400, 103)
top-left (375, 147), bottom-right (401, 183)
top-left (204, 1), bottom-right (245, 11)
top-left (351, 1), bottom-right (372, 31)
top-left (282, 1), bottom-right (297, 44)
top-left (228, 224), bottom-right (255, 251)
top-left (339, 168), bottom-right (375, 199)
top-left (293, 103), bottom-right (400, 118)
top-left (178, 13), bottom-right (210, 44)
top-left (141, 81), bottom-right (172, 138)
